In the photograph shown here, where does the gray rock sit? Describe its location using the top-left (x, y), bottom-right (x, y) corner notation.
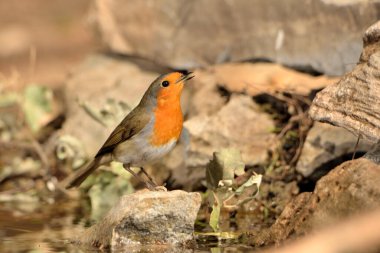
top-left (296, 122), bottom-right (373, 177)
top-left (90, 0), bottom-right (380, 75)
top-left (251, 157), bottom-right (380, 246)
top-left (184, 94), bottom-right (277, 170)
top-left (77, 190), bottom-right (201, 249)
top-left (364, 142), bottom-right (380, 164)
top-left (187, 69), bottom-right (228, 117)
top-left (309, 21), bottom-right (380, 142)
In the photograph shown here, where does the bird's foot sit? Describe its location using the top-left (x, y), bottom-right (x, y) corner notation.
top-left (145, 183), bottom-right (167, 192)
top-left (152, 185), bottom-right (167, 192)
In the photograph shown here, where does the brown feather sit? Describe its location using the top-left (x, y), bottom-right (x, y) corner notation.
top-left (65, 157), bottom-right (101, 189)
top-left (95, 105), bottom-right (151, 157)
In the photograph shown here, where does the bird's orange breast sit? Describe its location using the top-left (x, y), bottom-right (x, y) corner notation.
top-left (150, 95), bottom-right (183, 146)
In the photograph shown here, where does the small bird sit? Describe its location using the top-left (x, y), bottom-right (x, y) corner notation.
top-left (65, 71), bottom-right (194, 190)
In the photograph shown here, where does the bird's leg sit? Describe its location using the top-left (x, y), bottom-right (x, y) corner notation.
top-left (140, 167), bottom-right (157, 186)
top-left (139, 167), bottom-right (167, 191)
top-left (123, 164), bottom-right (155, 190)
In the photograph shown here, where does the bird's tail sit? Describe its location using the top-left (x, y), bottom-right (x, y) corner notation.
top-left (65, 157), bottom-right (101, 189)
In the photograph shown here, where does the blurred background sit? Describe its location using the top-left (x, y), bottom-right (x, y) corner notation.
top-left (0, 1), bottom-right (380, 252)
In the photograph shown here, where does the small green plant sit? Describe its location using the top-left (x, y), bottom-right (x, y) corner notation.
top-left (206, 148), bottom-right (262, 232)
top-left (0, 84), bottom-right (54, 133)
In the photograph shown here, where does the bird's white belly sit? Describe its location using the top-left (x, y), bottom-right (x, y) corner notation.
top-left (112, 127), bottom-right (177, 166)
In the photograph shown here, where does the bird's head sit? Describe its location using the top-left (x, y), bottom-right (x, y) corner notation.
top-left (141, 71), bottom-right (194, 108)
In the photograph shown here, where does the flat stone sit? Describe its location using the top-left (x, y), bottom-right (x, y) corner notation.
top-left (309, 21), bottom-right (380, 143)
top-left (90, 0), bottom-right (380, 75)
top-left (296, 122), bottom-right (373, 177)
top-left (202, 63), bottom-right (337, 97)
top-left (77, 190), bottom-right (201, 249)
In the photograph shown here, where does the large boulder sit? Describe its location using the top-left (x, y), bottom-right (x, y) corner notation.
top-left (259, 209), bottom-right (380, 253)
top-left (310, 21), bottom-right (380, 142)
top-left (90, 0), bottom-right (380, 75)
top-left (76, 190), bottom-right (201, 250)
top-left (251, 155), bottom-right (380, 246)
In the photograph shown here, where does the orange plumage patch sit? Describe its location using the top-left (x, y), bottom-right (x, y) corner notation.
top-left (150, 72), bottom-right (185, 146)
top-left (151, 102), bottom-right (183, 146)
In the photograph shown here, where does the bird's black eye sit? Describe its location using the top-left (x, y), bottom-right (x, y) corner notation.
top-left (161, 80), bottom-right (170, 87)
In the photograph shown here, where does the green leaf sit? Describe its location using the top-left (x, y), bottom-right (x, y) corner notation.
top-left (0, 92), bottom-right (20, 107)
top-left (195, 231), bottom-right (243, 240)
top-left (109, 162), bottom-right (132, 180)
top-left (56, 134), bottom-right (86, 169)
top-left (206, 148), bottom-right (245, 189)
top-left (211, 247), bottom-right (222, 253)
top-left (235, 174), bottom-right (262, 195)
top-left (209, 201), bottom-right (220, 232)
top-left (22, 85), bottom-right (53, 132)
top-left (88, 170), bottom-right (133, 221)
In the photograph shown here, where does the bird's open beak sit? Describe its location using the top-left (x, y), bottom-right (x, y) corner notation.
top-left (176, 71), bottom-right (195, 83)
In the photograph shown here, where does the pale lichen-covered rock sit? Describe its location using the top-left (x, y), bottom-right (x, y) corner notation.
top-left (90, 0), bottom-right (380, 75)
top-left (309, 21), bottom-right (380, 143)
top-left (77, 190), bottom-right (201, 249)
top-left (296, 122), bottom-right (372, 177)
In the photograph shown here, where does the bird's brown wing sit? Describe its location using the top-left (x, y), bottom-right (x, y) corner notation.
top-left (95, 106), bottom-right (151, 158)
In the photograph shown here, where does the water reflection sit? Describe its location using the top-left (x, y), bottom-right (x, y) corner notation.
top-left (0, 201), bottom-right (257, 253)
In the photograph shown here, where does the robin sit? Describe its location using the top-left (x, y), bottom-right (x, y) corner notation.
top-left (65, 71), bottom-right (194, 190)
